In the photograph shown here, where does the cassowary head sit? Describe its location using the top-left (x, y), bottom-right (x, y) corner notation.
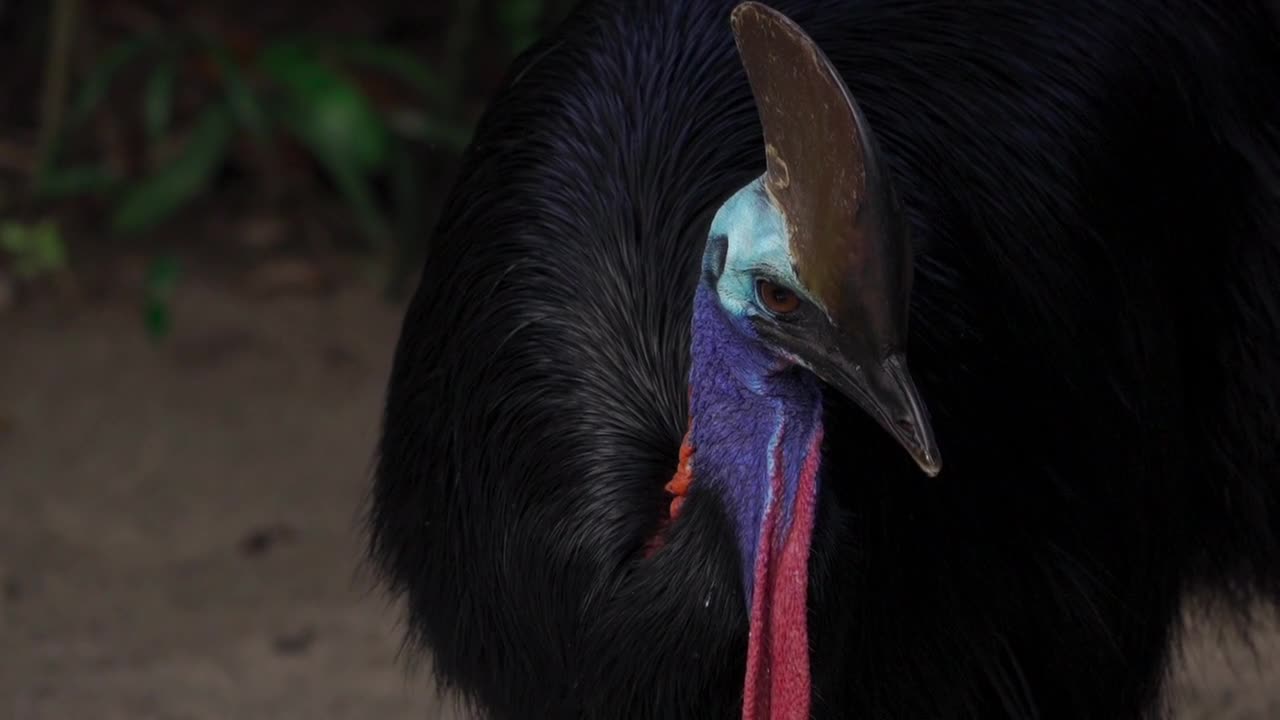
top-left (675, 4), bottom-right (941, 718)
top-left (707, 3), bottom-right (940, 477)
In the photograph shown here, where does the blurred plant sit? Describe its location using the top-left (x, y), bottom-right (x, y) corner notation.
top-left (0, 218), bottom-right (67, 279)
top-left (35, 26), bottom-right (478, 253)
top-left (142, 254), bottom-right (180, 340)
top-left (32, 0), bottom-right (80, 196)
top-left (22, 0), bottom-right (573, 329)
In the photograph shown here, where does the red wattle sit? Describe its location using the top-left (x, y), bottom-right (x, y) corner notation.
top-left (743, 425), bottom-right (823, 720)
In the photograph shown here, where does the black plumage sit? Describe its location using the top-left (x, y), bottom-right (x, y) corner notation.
top-left (368, 1), bottom-right (1280, 717)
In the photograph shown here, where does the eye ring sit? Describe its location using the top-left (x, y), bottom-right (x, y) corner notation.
top-left (755, 277), bottom-right (802, 315)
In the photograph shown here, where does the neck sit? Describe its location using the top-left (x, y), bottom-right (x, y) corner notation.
top-left (686, 282), bottom-right (825, 720)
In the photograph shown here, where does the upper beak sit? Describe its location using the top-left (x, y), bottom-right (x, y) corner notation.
top-left (815, 350), bottom-right (942, 476)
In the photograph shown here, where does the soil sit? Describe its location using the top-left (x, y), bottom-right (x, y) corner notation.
top-left (0, 260), bottom-right (1277, 719)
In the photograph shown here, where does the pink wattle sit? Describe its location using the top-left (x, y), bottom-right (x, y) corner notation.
top-left (742, 424), bottom-right (824, 720)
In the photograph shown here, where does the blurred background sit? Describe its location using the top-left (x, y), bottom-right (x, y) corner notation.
top-left (0, 1), bottom-right (1275, 718)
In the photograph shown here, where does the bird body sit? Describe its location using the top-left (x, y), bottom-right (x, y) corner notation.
top-left (370, 0), bottom-right (1280, 717)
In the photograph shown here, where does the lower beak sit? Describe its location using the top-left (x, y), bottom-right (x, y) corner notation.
top-left (819, 351), bottom-right (942, 476)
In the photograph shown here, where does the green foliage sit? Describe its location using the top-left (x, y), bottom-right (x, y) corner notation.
top-left (38, 2), bottom-right (571, 242)
top-left (0, 219), bottom-right (67, 279)
top-left (142, 55), bottom-right (178, 140)
top-left (38, 28), bottom-right (485, 251)
top-left (142, 254), bottom-right (181, 340)
top-left (205, 40), bottom-right (270, 140)
top-left (34, 164), bottom-right (115, 198)
top-left (30, 1), bottom-right (572, 332)
top-left (262, 43), bottom-right (392, 172)
top-left (64, 35), bottom-right (156, 133)
top-left (112, 104), bottom-right (235, 236)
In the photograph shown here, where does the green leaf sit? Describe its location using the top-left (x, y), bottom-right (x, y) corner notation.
top-left (260, 42), bottom-right (390, 172)
top-left (316, 151), bottom-right (392, 252)
top-left (65, 36), bottom-right (154, 131)
top-left (111, 106), bottom-right (234, 235)
top-left (205, 40), bottom-right (270, 139)
top-left (34, 164), bottom-right (118, 198)
top-left (27, 222), bottom-right (67, 276)
top-left (144, 253), bottom-right (181, 297)
top-left (142, 57), bottom-right (178, 140)
top-left (0, 222), bottom-right (26, 254)
top-left (0, 219), bottom-right (67, 278)
top-left (142, 254), bottom-right (181, 341)
top-left (144, 300), bottom-right (172, 339)
top-left (37, 34), bottom-right (156, 187)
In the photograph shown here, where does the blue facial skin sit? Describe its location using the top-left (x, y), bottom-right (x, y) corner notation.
top-left (688, 176), bottom-right (826, 602)
top-left (706, 177), bottom-right (817, 322)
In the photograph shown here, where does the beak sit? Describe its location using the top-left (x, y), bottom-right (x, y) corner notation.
top-left (812, 350), bottom-right (942, 476)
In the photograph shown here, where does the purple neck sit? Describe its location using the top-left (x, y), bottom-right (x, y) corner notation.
top-left (688, 283), bottom-right (825, 599)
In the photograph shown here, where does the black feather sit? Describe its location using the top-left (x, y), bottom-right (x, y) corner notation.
top-left (369, 1), bottom-right (1280, 718)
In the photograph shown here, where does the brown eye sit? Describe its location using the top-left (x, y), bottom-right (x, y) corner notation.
top-left (756, 278), bottom-right (801, 315)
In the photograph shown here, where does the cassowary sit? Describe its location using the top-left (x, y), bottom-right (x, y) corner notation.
top-left (369, 1), bottom-right (1280, 718)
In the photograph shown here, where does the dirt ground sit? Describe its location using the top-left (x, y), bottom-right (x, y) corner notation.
top-left (1, 265), bottom-right (1278, 719)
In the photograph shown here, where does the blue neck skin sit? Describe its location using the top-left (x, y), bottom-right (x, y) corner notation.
top-left (688, 282), bottom-right (825, 599)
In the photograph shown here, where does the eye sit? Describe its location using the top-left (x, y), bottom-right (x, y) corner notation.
top-left (755, 278), bottom-right (801, 315)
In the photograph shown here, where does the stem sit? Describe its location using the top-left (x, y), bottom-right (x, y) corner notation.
top-left (33, 0), bottom-right (80, 192)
